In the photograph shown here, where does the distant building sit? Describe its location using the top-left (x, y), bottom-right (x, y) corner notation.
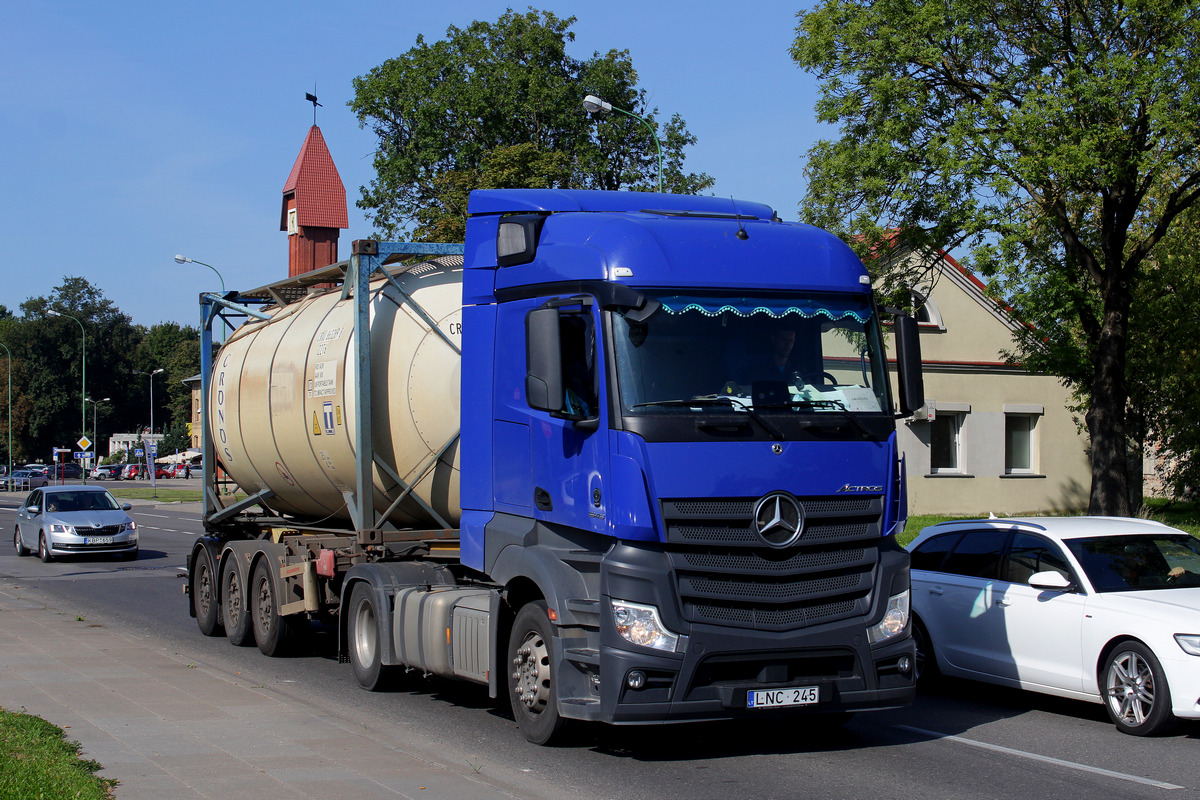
top-left (888, 249), bottom-right (1092, 516)
top-left (107, 433), bottom-right (164, 460)
top-left (280, 125), bottom-right (348, 278)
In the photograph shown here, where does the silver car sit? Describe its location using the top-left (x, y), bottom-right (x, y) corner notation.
top-left (13, 485), bottom-right (138, 562)
top-left (1, 469), bottom-right (50, 491)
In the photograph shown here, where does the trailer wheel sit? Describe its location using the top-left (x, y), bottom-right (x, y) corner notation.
top-left (192, 546), bottom-right (224, 637)
top-left (251, 559), bottom-right (292, 657)
top-left (222, 563), bottom-right (254, 646)
top-left (348, 582), bottom-right (396, 691)
top-left (508, 601), bottom-right (571, 745)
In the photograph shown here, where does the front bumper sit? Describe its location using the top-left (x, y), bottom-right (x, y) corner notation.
top-left (46, 531), bottom-right (138, 555)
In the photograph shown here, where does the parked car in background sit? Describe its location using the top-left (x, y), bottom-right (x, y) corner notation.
top-left (50, 463), bottom-right (84, 479)
top-left (908, 516), bottom-right (1200, 737)
top-left (167, 463), bottom-right (194, 478)
top-left (1, 470), bottom-right (50, 491)
top-left (13, 484), bottom-right (138, 561)
top-left (91, 464), bottom-right (122, 480)
top-left (123, 464), bottom-right (143, 480)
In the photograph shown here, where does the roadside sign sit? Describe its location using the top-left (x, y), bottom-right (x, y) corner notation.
top-left (53, 447), bottom-right (72, 453)
top-left (77, 436), bottom-right (92, 451)
top-left (74, 451), bottom-right (94, 459)
top-left (135, 449), bottom-right (144, 457)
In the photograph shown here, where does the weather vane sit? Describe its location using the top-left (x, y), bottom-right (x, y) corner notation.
top-left (305, 87), bottom-right (322, 125)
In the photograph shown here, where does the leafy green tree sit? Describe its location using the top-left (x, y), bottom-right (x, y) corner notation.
top-left (350, 7), bottom-right (712, 240)
top-left (792, 0), bottom-right (1200, 515)
top-left (134, 322), bottom-right (200, 434)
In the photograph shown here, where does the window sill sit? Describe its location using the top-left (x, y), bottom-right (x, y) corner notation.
top-left (924, 473), bottom-right (976, 478)
top-left (1000, 473), bottom-right (1047, 479)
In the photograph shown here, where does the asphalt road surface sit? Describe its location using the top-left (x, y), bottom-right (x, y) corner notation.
top-left (1, 494), bottom-right (1197, 800)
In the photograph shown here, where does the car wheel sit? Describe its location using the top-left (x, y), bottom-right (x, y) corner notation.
top-left (251, 559), bottom-right (294, 657)
top-left (38, 533), bottom-right (53, 563)
top-left (222, 564), bottom-right (255, 647)
top-left (912, 617), bottom-right (939, 685)
top-left (348, 582), bottom-right (396, 691)
top-left (192, 546), bottom-right (225, 637)
top-left (14, 528), bottom-right (29, 557)
top-left (1103, 641), bottom-right (1176, 736)
top-left (508, 600), bottom-right (572, 745)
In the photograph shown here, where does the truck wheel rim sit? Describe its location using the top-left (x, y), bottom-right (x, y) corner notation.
top-left (1106, 650), bottom-right (1155, 726)
top-left (512, 630), bottom-right (551, 712)
top-left (353, 600), bottom-right (377, 666)
top-left (255, 576), bottom-right (273, 630)
top-left (196, 563), bottom-right (214, 617)
top-left (226, 572), bottom-right (242, 627)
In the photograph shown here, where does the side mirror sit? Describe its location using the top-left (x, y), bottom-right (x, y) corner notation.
top-left (1029, 570), bottom-right (1073, 592)
top-left (121, 503), bottom-right (132, 511)
top-left (27, 505), bottom-right (40, 515)
top-left (894, 314), bottom-right (925, 416)
top-left (525, 307), bottom-right (564, 413)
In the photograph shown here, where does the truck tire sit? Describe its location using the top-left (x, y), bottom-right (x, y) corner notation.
top-left (251, 559), bottom-right (293, 657)
top-left (222, 564), bottom-right (254, 646)
top-left (508, 601), bottom-right (571, 745)
top-left (348, 582), bottom-right (396, 691)
top-left (192, 546), bottom-right (224, 637)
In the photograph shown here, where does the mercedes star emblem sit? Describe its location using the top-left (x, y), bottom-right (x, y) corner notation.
top-left (751, 492), bottom-right (805, 548)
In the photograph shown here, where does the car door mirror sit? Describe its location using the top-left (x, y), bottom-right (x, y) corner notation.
top-left (1029, 570), bottom-right (1073, 591)
top-left (26, 505), bottom-right (40, 515)
top-left (121, 503), bottom-right (132, 511)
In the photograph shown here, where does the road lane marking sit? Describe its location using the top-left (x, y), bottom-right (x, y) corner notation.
top-left (895, 725), bottom-right (1184, 790)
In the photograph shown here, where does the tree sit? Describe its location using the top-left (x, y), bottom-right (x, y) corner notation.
top-left (350, 7), bottom-right (712, 240)
top-left (792, 0), bottom-right (1200, 515)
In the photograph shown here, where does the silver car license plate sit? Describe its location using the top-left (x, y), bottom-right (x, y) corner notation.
top-left (747, 686), bottom-right (819, 708)
top-left (85, 536), bottom-right (114, 545)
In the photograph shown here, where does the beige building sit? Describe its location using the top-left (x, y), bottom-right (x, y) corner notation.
top-left (894, 253), bottom-right (1092, 516)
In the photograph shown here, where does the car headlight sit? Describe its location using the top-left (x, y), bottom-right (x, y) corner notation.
top-left (123, 521), bottom-right (137, 531)
top-left (49, 524), bottom-right (76, 535)
top-left (866, 589), bottom-right (910, 644)
top-left (1174, 634), bottom-right (1200, 656)
top-left (611, 599), bottom-right (680, 653)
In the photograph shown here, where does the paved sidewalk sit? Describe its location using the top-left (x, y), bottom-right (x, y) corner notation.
top-left (0, 584), bottom-right (529, 800)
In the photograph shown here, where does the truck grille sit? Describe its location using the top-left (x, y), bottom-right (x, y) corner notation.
top-left (661, 495), bottom-right (882, 632)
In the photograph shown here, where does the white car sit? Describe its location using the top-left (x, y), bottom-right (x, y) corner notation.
top-left (907, 516), bottom-right (1200, 736)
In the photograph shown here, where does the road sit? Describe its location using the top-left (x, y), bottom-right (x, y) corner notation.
top-left (1, 490), bottom-right (1197, 799)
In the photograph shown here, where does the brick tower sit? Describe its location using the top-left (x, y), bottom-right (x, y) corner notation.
top-left (281, 126), bottom-right (349, 277)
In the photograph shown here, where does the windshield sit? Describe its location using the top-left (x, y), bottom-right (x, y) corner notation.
top-left (43, 491), bottom-right (122, 513)
top-left (1066, 534), bottom-right (1200, 591)
top-left (612, 292), bottom-right (891, 417)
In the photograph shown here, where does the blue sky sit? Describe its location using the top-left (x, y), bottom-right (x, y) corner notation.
top-left (3, 1), bottom-right (827, 328)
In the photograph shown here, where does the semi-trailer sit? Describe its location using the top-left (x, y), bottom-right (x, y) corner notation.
top-left (187, 189), bottom-right (925, 744)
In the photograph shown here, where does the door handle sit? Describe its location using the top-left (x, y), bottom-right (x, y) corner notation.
top-left (995, 597), bottom-right (1012, 607)
top-left (928, 586), bottom-right (944, 597)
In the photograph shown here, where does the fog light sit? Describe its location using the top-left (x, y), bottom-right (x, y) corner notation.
top-left (897, 655), bottom-right (912, 675)
top-left (626, 670), bottom-right (647, 690)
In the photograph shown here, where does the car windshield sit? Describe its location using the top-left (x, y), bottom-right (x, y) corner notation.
top-left (43, 491), bottom-right (121, 513)
top-left (611, 291), bottom-right (890, 416)
top-left (1066, 534), bottom-right (1200, 591)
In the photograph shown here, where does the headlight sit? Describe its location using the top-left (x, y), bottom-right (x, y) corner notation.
top-left (866, 589), bottom-right (910, 644)
top-left (123, 521), bottom-right (137, 531)
top-left (611, 600), bottom-right (680, 653)
top-left (1175, 634), bottom-right (1200, 656)
top-left (49, 524), bottom-right (75, 535)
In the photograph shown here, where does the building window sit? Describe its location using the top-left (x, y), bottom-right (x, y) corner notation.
top-left (1005, 414), bottom-right (1037, 474)
top-left (930, 412), bottom-right (964, 473)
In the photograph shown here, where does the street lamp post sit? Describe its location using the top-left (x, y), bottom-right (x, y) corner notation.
top-left (46, 309), bottom-right (86, 484)
top-left (175, 255), bottom-right (229, 338)
top-left (0, 341), bottom-right (11, 482)
top-left (583, 94), bottom-right (664, 192)
top-left (134, 369), bottom-right (164, 492)
top-left (86, 396), bottom-right (110, 474)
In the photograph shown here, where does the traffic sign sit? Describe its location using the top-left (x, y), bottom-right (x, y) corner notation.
top-left (75, 451), bottom-right (94, 459)
top-left (135, 449), bottom-right (144, 457)
top-left (77, 436), bottom-right (92, 451)
top-left (53, 447), bottom-right (72, 453)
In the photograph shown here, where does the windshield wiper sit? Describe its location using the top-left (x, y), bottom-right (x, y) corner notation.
top-left (631, 396), bottom-right (785, 440)
top-left (754, 397), bottom-right (873, 439)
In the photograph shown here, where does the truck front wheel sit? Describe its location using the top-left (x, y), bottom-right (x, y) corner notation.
top-left (508, 601), bottom-right (571, 745)
top-left (348, 582), bottom-right (395, 691)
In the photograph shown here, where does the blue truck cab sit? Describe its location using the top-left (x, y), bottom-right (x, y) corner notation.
top-left (458, 190), bottom-right (923, 741)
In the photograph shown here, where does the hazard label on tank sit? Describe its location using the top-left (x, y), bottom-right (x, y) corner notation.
top-left (323, 401), bottom-right (335, 435)
top-left (312, 411), bottom-right (321, 435)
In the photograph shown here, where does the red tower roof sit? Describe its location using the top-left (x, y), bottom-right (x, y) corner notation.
top-left (280, 126), bottom-right (348, 230)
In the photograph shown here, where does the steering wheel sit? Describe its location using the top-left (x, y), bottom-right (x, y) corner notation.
top-left (799, 371), bottom-right (838, 387)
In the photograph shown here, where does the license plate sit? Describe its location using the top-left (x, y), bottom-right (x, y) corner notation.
top-left (747, 686), bottom-right (820, 709)
top-left (85, 536), bottom-right (114, 545)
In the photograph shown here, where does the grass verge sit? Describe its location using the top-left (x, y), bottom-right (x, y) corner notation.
top-left (0, 707), bottom-right (114, 799)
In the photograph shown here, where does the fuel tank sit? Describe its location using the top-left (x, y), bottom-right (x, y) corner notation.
top-left (209, 258), bottom-right (463, 528)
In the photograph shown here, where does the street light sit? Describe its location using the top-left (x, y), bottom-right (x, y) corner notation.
top-left (0, 341), bottom-right (11, 482)
top-left (583, 94), bottom-right (664, 192)
top-left (46, 309), bottom-right (86, 484)
top-left (176, 254), bottom-right (229, 338)
top-left (86, 397), bottom-right (110, 473)
top-left (134, 369), bottom-right (164, 496)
